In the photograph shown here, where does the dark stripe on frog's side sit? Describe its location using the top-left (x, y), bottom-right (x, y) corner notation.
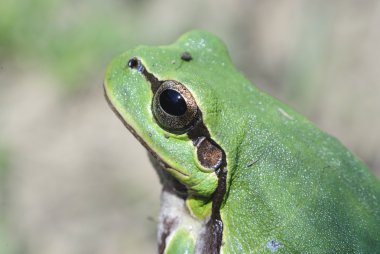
top-left (128, 57), bottom-right (227, 254)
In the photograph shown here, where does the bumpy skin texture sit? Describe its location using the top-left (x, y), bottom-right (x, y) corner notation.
top-left (104, 31), bottom-right (380, 253)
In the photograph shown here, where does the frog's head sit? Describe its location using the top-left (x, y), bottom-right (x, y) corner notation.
top-left (104, 31), bottom-right (251, 206)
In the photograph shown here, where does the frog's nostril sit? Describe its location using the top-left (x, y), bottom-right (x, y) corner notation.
top-left (127, 57), bottom-right (144, 73)
top-left (127, 57), bottom-right (139, 68)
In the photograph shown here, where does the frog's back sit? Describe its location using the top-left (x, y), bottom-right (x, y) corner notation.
top-left (221, 91), bottom-right (380, 253)
top-left (171, 31), bottom-right (380, 253)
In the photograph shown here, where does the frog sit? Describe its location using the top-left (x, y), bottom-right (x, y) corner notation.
top-left (104, 30), bottom-right (380, 253)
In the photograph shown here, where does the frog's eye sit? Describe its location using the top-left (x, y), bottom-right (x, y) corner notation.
top-left (152, 80), bottom-right (198, 134)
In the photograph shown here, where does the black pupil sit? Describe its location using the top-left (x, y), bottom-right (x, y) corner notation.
top-left (159, 89), bottom-right (187, 116)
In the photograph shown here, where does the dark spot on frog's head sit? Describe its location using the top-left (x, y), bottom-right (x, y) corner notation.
top-left (181, 52), bottom-right (193, 62)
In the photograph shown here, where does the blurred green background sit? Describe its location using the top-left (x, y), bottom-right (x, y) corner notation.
top-left (1, 0), bottom-right (379, 253)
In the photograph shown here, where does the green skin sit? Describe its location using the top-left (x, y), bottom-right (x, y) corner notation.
top-left (104, 31), bottom-right (380, 253)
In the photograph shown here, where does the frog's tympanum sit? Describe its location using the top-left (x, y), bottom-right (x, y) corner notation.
top-left (104, 31), bottom-right (380, 253)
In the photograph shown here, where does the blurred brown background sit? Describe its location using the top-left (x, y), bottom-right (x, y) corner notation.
top-left (1, 0), bottom-right (379, 253)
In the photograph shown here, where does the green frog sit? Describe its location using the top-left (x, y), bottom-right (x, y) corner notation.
top-left (104, 30), bottom-right (380, 253)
